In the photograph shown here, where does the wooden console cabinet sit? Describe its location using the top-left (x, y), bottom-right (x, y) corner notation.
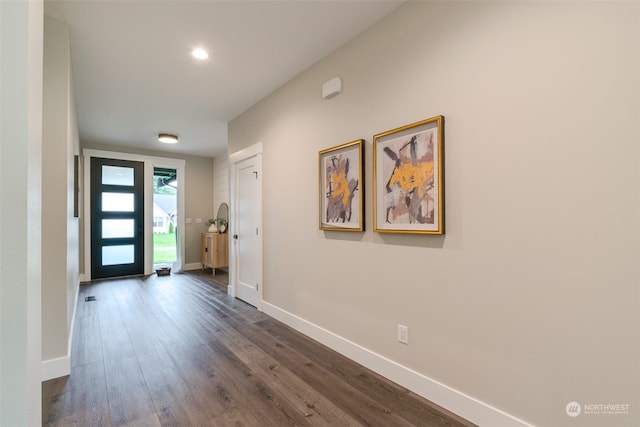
top-left (201, 232), bottom-right (228, 274)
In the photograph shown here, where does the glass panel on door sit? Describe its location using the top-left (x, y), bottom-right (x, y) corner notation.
top-left (102, 245), bottom-right (135, 265)
top-left (102, 193), bottom-right (134, 212)
top-left (102, 165), bottom-right (134, 186)
top-left (102, 219), bottom-right (135, 238)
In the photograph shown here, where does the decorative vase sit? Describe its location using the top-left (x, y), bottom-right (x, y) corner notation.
top-left (208, 224), bottom-right (216, 232)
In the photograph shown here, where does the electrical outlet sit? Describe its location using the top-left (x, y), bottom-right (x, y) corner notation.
top-left (398, 324), bottom-right (409, 345)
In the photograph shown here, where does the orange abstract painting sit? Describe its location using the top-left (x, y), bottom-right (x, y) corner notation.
top-left (319, 140), bottom-right (364, 231)
top-left (374, 116), bottom-right (444, 234)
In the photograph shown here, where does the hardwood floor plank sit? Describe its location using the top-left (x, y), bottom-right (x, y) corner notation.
top-left (208, 411), bottom-right (264, 427)
top-left (143, 366), bottom-right (213, 426)
top-left (45, 361), bottom-right (111, 427)
top-left (71, 304), bottom-right (103, 368)
top-left (107, 385), bottom-right (155, 427)
top-left (226, 318), bottom-right (415, 427)
top-left (203, 338), bottom-right (315, 427)
top-left (162, 342), bottom-right (238, 418)
top-left (120, 413), bottom-right (161, 427)
top-left (135, 343), bottom-right (176, 378)
top-left (75, 283), bottom-right (100, 319)
top-left (259, 318), bottom-right (474, 427)
top-left (97, 296), bottom-right (137, 364)
top-left (209, 327), bottom-right (360, 426)
top-left (163, 328), bottom-right (312, 426)
top-left (104, 355), bottom-right (148, 394)
top-left (43, 271), bottom-right (475, 427)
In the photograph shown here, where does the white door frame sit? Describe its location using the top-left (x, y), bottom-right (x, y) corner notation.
top-left (82, 149), bottom-right (186, 281)
top-left (228, 142), bottom-right (263, 310)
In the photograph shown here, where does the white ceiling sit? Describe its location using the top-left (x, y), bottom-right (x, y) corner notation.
top-left (44, 0), bottom-right (403, 158)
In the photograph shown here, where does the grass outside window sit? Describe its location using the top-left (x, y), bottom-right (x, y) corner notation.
top-left (154, 232), bottom-right (176, 264)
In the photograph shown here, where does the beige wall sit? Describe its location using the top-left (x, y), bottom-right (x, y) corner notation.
top-left (229, 2), bottom-right (640, 426)
top-left (81, 142), bottom-right (215, 266)
top-left (0, 0), bottom-right (43, 424)
top-left (214, 153), bottom-right (229, 213)
top-left (42, 16), bottom-right (80, 368)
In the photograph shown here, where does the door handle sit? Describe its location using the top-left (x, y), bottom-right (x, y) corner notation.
top-left (233, 234), bottom-right (238, 240)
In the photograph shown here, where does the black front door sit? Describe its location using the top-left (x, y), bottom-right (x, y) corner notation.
top-left (90, 157), bottom-right (144, 279)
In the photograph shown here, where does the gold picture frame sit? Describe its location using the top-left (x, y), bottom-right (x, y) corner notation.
top-left (373, 116), bottom-right (444, 234)
top-left (319, 139), bottom-right (364, 231)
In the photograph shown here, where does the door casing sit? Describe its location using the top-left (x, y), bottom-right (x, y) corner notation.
top-left (229, 142), bottom-right (263, 310)
top-left (83, 149), bottom-right (186, 281)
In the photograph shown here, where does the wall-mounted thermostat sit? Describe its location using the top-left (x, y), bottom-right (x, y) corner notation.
top-left (322, 77), bottom-right (343, 99)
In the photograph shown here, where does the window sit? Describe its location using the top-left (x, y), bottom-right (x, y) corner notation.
top-left (153, 217), bottom-right (164, 228)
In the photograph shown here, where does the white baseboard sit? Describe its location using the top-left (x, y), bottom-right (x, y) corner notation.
top-left (182, 262), bottom-right (203, 271)
top-left (41, 356), bottom-right (70, 381)
top-left (42, 279), bottom-right (80, 381)
top-left (262, 301), bottom-right (533, 427)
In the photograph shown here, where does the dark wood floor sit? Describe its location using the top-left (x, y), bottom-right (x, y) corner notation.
top-left (43, 269), bottom-right (474, 427)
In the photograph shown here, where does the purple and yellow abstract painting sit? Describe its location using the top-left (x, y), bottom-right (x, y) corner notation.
top-left (319, 140), bottom-right (363, 231)
top-left (374, 116), bottom-right (443, 234)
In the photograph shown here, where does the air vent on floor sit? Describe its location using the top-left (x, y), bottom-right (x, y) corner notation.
top-left (85, 296), bottom-right (97, 302)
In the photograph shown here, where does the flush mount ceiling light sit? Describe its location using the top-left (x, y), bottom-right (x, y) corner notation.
top-left (158, 133), bottom-right (178, 144)
top-left (191, 48), bottom-right (209, 60)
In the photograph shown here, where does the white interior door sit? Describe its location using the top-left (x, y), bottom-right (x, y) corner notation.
top-left (232, 152), bottom-right (262, 308)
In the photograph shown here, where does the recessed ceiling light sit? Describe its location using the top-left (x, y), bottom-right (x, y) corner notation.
top-left (191, 48), bottom-right (209, 60)
top-left (158, 133), bottom-right (178, 144)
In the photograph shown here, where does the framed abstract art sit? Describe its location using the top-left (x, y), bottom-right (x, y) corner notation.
top-left (319, 139), bottom-right (364, 231)
top-left (373, 116), bottom-right (444, 234)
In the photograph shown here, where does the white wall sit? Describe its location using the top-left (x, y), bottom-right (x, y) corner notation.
top-left (229, 2), bottom-right (640, 427)
top-left (41, 16), bottom-right (80, 380)
top-left (67, 70), bottom-right (80, 336)
top-left (0, 0), bottom-right (43, 424)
